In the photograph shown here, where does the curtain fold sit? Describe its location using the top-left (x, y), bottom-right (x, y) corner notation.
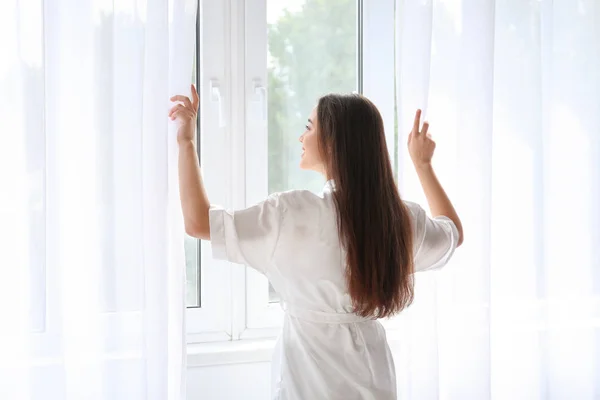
top-left (0, 0), bottom-right (197, 399)
top-left (394, 0), bottom-right (600, 399)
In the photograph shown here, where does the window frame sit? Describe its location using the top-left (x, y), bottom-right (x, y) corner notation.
top-left (240, 0), bottom-right (283, 338)
top-left (186, 0), bottom-right (233, 344)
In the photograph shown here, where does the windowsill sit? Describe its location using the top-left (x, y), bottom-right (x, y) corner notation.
top-left (187, 338), bottom-right (277, 368)
top-left (185, 324), bottom-right (409, 368)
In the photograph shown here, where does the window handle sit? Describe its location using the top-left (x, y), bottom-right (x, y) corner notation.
top-left (253, 79), bottom-right (267, 122)
top-left (209, 79), bottom-right (225, 128)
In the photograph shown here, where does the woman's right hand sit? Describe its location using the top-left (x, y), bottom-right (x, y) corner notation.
top-left (408, 109), bottom-right (436, 168)
top-left (407, 109), bottom-right (464, 246)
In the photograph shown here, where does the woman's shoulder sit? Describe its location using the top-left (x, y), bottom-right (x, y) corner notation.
top-left (402, 200), bottom-right (427, 238)
top-left (402, 200), bottom-right (426, 219)
top-left (265, 189), bottom-right (330, 218)
top-left (269, 188), bottom-right (327, 205)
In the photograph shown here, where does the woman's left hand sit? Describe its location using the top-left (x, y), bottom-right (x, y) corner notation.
top-left (169, 84), bottom-right (199, 143)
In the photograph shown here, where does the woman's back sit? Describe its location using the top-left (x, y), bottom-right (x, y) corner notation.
top-left (172, 86), bottom-right (463, 399)
top-left (209, 180), bottom-right (459, 400)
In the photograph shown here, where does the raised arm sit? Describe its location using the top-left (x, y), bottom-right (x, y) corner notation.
top-left (170, 85), bottom-right (211, 240)
top-left (408, 109), bottom-right (464, 247)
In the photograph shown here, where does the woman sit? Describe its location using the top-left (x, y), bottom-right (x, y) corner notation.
top-left (170, 86), bottom-right (463, 400)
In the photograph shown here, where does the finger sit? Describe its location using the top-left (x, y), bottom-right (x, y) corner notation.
top-left (421, 121), bottom-right (429, 137)
top-left (170, 110), bottom-right (191, 121)
top-left (169, 104), bottom-right (186, 117)
top-left (413, 109), bottom-right (422, 134)
top-left (169, 108), bottom-right (181, 120)
top-left (170, 95), bottom-right (193, 110)
top-left (170, 108), bottom-right (193, 120)
top-left (191, 84), bottom-right (199, 111)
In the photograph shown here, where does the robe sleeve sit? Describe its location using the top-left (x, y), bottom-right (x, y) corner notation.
top-left (413, 205), bottom-right (459, 272)
top-left (209, 194), bottom-right (284, 274)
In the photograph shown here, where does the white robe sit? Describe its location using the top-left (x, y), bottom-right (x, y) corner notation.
top-left (209, 181), bottom-right (459, 400)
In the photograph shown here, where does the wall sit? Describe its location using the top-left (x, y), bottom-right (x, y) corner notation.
top-left (186, 337), bottom-right (409, 400)
top-left (187, 363), bottom-right (271, 400)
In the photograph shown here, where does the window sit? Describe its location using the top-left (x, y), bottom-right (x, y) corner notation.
top-left (189, 0), bottom-right (395, 343)
top-left (266, 0), bottom-right (358, 194)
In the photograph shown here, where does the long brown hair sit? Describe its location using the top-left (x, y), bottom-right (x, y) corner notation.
top-left (317, 93), bottom-right (414, 318)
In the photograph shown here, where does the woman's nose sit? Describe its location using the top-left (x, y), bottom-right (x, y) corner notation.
top-left (298, 134), bottom-right (304, 143)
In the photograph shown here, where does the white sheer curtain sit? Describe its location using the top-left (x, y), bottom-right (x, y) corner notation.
top-left (0, 0), bottom-right (196, 398)
top-left (392, 0), bottom-right (599, 399)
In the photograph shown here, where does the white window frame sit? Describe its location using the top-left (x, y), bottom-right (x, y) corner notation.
top-left (241, 0), bottom-right (284, 339)
top-left (188, 0), bottom-right (398, 347)
top-left (186, 0), bottom-right (233, 344)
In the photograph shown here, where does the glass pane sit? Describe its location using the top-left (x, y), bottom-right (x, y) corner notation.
top-left (266, 0), bottom-right (358, 301)
top-left (185, 235), bottom-right (200, 307)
